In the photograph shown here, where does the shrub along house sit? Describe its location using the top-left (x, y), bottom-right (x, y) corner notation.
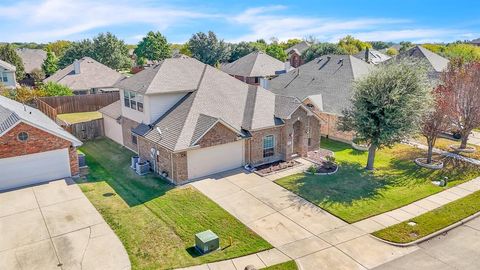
top-left (0, 95), bottom-right (82, 190)
top-left (44, 57), bottom-right (125, 95)
top-left (220, 51), bottom-right (285, 87)
top-left (105, 57), bottom-right (321, 184)
top-left (268, 54), bottom-right (374, 142)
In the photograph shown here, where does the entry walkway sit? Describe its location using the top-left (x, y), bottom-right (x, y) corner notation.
top-left (181, 160), bottom-right (417, 270)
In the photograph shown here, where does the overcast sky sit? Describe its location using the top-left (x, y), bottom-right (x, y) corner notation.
top-left (1, 0), bottom-right (478, 44)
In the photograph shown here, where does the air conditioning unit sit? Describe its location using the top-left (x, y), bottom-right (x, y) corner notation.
top-left (136, 161), bottom-right (150, 176)
top-left (131, 156), bottom-right (139, 170)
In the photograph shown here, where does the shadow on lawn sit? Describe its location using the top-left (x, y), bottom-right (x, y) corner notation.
top-left (77, 139), bottom-right (174, 207)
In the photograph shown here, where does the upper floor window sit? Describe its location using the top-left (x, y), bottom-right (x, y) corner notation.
top-left (263, 135), bottom-right (275, 158)
top-left (124, 90), bottom-right (144, 112)
top-left (1, 72), bottom-right (7, 82)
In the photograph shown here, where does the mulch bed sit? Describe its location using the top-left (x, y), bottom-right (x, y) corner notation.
top-left (254, 160), bottom-right (301, 176)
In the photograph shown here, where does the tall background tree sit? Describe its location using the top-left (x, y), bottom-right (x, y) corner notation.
top-left (280, 38), bottom-right (303, 50)
top-left (229, 42), bottom-right (256, 62)
top-left (42, 49), bottom-right (58, 76)
top-left (385, 47), bottom-right (399, 56)
top-left (59, 39), bottom-right (94, 68)
top-left (266, 43), bottom-right (287, 61)
top-left (46, 40), bottom-right (72, 59)
top-left (188, 31), bottom-right (230, 66)
top-left (444, 59), bottom-right (480, 149)
top-left (302, 42), bottom-right (347, 62)
top-left (0, 44), bottom-right (25, 80)
top-left (338, 35), bottom-right (372, 54)
top-left (134, 31), bottom-right (171, 63)
top-left (339, 60), bottom-right (432, 170)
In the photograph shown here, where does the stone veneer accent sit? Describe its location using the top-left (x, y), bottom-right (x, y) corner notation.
top-left (0, 122), bottom-right (79, 176)
top-left (121, 116), bottom-right (140, 152)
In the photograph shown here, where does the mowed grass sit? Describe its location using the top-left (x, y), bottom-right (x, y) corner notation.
top-left (77, 138), bottom-right (271, 270)
top-left (262, 261), bottom-right (298, 270)
top-left (57, 111), bottom-right (103, 124)
top-left (276, 138), bottom-right (480, 223)
top-left (373, 190), bottom-right (480, 243)
top-left (416, 136), bottom-right (480, 160)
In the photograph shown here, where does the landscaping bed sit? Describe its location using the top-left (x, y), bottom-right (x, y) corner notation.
top-left (254, 160), bottom-right (301, 176)
top-left (415, 136), bottom-right (480, 160)
top-left (76, 138), bottom-right (271, 270)
top-left (275, 138), bottom-right (480, 223)
top-left (373, 190), bottom-right (480, 244)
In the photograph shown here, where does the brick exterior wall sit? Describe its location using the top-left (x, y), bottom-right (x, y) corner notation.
top-left (197, 123), bottom-right (238, 148)
top-left (289, 52), bottom-right (304, 68)
top-left (0, 122), bottom-right (79, 176)
top-left (317, 112), bottom-right (354, 142)
top-left (121, 116), bottom-right (140, 152)
top-left (247, 127), bottom-right (285, 165)
top-left (283, 107), bottom-right (320, 158)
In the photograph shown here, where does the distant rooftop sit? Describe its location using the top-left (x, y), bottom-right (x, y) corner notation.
top-left (220, 51), bottom-right (285, 77)
top-left (15, 48), bottom-right (47, 73)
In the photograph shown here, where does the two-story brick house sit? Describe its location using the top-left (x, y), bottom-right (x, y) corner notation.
top-left (102, 57), bottom-right (321, 184)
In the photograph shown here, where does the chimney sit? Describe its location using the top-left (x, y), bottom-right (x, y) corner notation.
top-left (74, 59), bottom-right (81, 74)
top-left (365, 48), bottom-right (370, 63)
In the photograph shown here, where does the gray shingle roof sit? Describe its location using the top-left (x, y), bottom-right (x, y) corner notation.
top-left (0, 59), bottom-right (16, 71)
top-left (274, 95), bottom-right (302, 119)
top-left (15, 48), bottom-right (47, 73)
top-left (285, 41), bottom-right (310, 55)
top-left (353, 49), bottom-right (391, 64)
top-left (397, 46), bottom-right (449, 72)
top-left (220, 51), bottom-right (285, 77)
top-left (470, 38), bottom-right (480, 44)
top-left (115, 58), bottom-right (206, 94)
top-left (0, 96), bottom-right (82, 146)
top-left (44, 57), bottom-right (125, 91)
top-left (98, 100), bottom-right (121, 119)
top-left (269, 54), bottom-right (373, 115)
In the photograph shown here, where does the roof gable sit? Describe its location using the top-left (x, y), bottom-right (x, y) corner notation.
top-left (0, 59), bottom-right (16, 71)
top-left (220, 51), bottom-right (285, 77)
top-left (397, 46), bottom-right (449, 72)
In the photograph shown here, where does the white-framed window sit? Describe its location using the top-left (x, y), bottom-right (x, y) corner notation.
top-left (1, 72), bottom-right (7, 82)
top-left (124, 90), bottom-right (144, 112)
top-left (263, 135), bottom-right (275, 158)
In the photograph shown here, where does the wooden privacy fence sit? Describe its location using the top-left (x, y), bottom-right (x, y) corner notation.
top-left (37, 92), bottom-right (119, 114)
top-left (36, 98), bottom-right (57, 120)
top-left (63, 118), bottom-right (104, 141)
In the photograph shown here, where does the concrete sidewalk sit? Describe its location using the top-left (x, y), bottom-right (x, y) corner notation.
top-left (0, 179), bottom-right (131, 270)
top-left (184, 161), bottom-right (417, 270)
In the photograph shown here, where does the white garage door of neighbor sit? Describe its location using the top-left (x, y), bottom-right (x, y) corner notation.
top-left (0, 148), bottom-right (71, 191)
top-left (103, 115), bottom-right (124, 145)
top-left (187, 140), bottom-right (244, 180)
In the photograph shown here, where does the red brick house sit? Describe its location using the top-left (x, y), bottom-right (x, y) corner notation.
top-left (284, 41), bottom-right (310, 68)
top-left (0, 96), bottom-right (82, 190)
top-left (102, 57), bottom-right (322, 184)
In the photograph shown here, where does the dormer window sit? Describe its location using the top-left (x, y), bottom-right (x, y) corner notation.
top-left (124, 90), bottom-right (144, 112)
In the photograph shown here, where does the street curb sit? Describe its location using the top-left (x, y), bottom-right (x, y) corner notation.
top-left (371, 211), bottom-right (480, 247)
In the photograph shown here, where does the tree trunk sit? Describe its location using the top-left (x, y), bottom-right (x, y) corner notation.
top-left (460, 134), bottom-right (469, 149)
top-left (427, 138), bottom-right (434, 164)
top-left (366, 144), bottom-right (377, 171)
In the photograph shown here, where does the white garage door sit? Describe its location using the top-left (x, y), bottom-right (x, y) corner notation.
top-left (0, 148), bottom-right (71, 191)
top-left (103, 115), bottom-right (123, 145)
top-left (187, 140), bottom-right (244, 180)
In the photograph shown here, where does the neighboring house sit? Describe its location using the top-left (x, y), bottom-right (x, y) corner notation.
top-left (353, 49), bottom-right (391, 64)
top-left (395, 45), bottom-right (449, 79)
top-left (0, 59), bottom-right (17, 88)
top-left (469, 38), bottom-right (480, 46)
top-left (269, 54), bottom-right (374, 142)
top-left (44, 57), bottom-right (126, 95)
top-left (0, 95), bottom-right (82, 190)
top-left (284, 41), bottom-right (310, 68)
top-left (16, 48), bottom-right (47, 74)
top-left (107, 57), bottom-right (321, 184)
top-left (220, 51), bottom-right (285, 87)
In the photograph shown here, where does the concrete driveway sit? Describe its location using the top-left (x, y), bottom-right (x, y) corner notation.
top-left (374, 216), bottom-right (480, 270)
top-left (0, 179), bottom-right (130, 270)
top-left (190, 165), bottom-right (417, 270)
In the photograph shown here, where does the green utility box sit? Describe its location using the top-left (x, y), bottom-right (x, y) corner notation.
top-left (195, 230), bottom-right (219, 254)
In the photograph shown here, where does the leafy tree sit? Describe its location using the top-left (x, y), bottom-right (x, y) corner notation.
top-left (266, 43), bottom-right (287, 61)
top-left (178, 43), bottom-right (192, 57)
top-left (134, 31), bottom-right (171, 63)
top-left (385, 47), bottom-right (399, 56)
top-left (92, 32), bottom-right (131, 70)
top-left (422, 44), bottom-right (446, 54)
top-left (30, 68), bottom-right (45, 82)
top-left (443, 44), bottom-right (480, 62)
top-left (42, 49), bottom-right (58, 76)
top-left (59, 39), bottom-right (94, 68)
top-left (280, 39), bottom-right (303, 50)
top-left (338, 35), bottom-right (372, 55)
top-left (46, 40), bottom-right (72, 58)
top-left (399, 41), bottom-right (414, 53)
top-left (187, 31), bottom-right (230, 66)
top-left (443, 59), bottom-right (480, 149)
top-left (38, 82), bottom-right (73, 96)
top-left (229, 42), bottom-right (256, 62)
top-left (0, 44), bottom-right (25, 80)
top-left (370, 41), bottom-right (393, 50)
top-left (2, 85), bottom-right (43, 104)
top-left (302, 43), bottom-right (347, 62)
top-left (250, 39), bottom-right (268, 52)
top-left (339, 60), bottom-right (432, 170)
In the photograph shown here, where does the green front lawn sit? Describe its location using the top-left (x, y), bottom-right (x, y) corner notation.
top-left (415, 136), bottom-right (480, 160)
top-left (373, 190), bottom-right (480, 243)
top-left (276, 138), bottom-right (480, 223)
top-left (57, 111), bottom-right (103, 124)
top-left (263, 261), bottom-right (298, 270)
top-left (77, 138), bottom-right (271, 270)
